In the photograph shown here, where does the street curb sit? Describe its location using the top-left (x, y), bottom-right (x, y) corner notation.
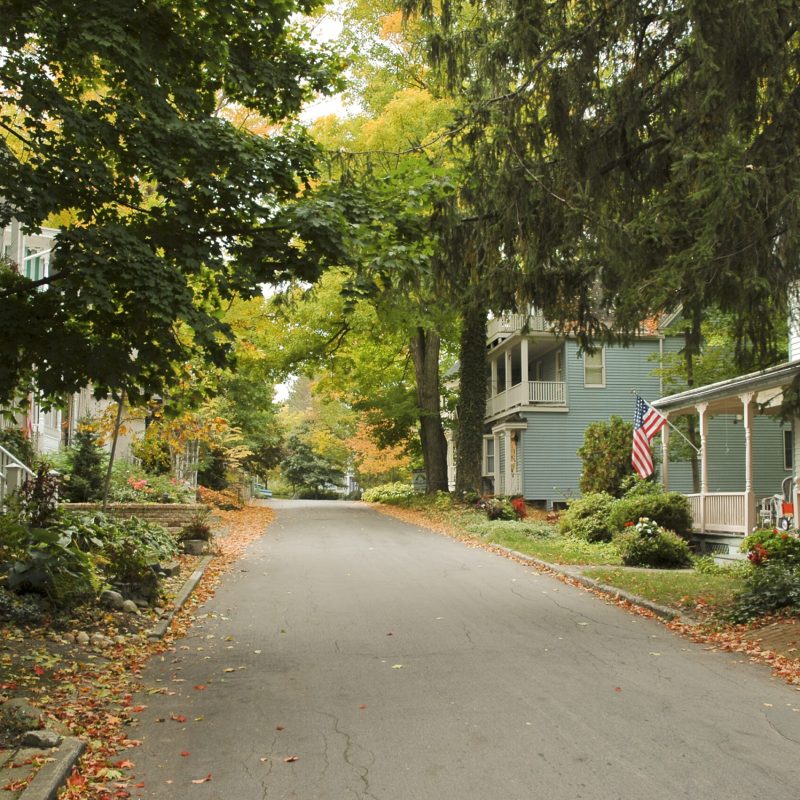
top-left (148, 554), bottom-right (214, 640)
top-left (17, 737), bottom-right (85, 800)
top-left (488, 544), bottom-right (681, 621)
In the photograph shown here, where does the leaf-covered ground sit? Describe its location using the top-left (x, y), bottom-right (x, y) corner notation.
top-left (0, 503), bottom-right (274, 800)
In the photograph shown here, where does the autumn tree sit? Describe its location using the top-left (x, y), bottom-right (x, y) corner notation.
top-left (0, 0), bottom-right (343, 406)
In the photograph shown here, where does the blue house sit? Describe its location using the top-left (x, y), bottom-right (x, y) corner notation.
top-left (470, 309), bottom-right (788, 510)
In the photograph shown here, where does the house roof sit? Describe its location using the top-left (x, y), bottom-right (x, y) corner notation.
top-left (651, 359), bottom-right (800, 416)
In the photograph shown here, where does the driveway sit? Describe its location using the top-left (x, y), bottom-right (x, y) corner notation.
top-left (129, 500), bottom-right (800, 799)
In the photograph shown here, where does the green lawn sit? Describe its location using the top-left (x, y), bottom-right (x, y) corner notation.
top-left (582, 567), bottom-right (747, 611)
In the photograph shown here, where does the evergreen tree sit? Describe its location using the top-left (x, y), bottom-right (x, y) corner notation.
top-left (63, 425), bottom-right (106, 503)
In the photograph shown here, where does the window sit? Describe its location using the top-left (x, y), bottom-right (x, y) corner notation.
top-left (485, 438), bottom-right (495, 474)
top-left (785, 429), bottom-right (793, 471)
top-left (584, 349), bottom-right (605, 387)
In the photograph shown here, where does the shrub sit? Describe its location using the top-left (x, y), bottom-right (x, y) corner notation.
top-left (61, 423), bottom-right (106, 503)
top-left (0, 428), bottom-right (35, 467)
top-left (607, 492), bottom-right (692, 536)
top-left (362, 482), bottom-right (416, 504)
top-left (728, 562), bottom-right (800, 622)
top-left (741, 528), bottom-right (800, 567)
top-left (614, 517), bottom-right (692, 568)
top-left (511, 497), bottom-right (528, 519)
top-left (14, 465), bottom-right (61, 527)
top-left (577, 416), bottom-right (635, 497)
top-left (465, 519), bottom-right (556, 539)
top-left (484, 497), bottom-right (516, 521)
top-left (108, 462), bottom-right (196, 504)
top-left (619, 475), bottom-right (662, 498)
top-left (558, 493), bottom-right (615, 542)
top-left (6, 526), bottom-right (101, 606)
top-left (296, 487), bottom-right (339, 500)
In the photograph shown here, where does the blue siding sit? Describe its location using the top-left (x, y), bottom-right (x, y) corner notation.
top-left (520, 338), bottom-right (665, 504)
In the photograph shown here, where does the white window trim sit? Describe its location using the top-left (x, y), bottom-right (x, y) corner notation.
top-left (484, 435), bottom-right (495, 475)
top-left (584, 348), bottom-right (606, 388)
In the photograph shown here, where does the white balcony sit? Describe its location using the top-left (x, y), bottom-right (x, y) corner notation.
top-left (487, 311), bottom-right (553, 342)
top-left (488, 380), bottom-right (567, 417)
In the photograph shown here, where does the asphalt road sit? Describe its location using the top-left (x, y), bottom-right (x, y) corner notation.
top-left (129, 500), bottom-right (800, 800)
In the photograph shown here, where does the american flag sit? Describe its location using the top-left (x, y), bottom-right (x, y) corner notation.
top-left (632, 395), bottom-right (667, 478)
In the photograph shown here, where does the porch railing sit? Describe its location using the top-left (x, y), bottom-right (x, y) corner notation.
top-left (487, 311), bottom-right (552, 340)
top-left (687, 492), bottom-right (748, 534)
top-left (0, 444), bottom-right (35, 508)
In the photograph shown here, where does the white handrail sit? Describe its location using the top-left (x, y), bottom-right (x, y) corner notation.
top-left (0, 444), bottom-right (34, 476)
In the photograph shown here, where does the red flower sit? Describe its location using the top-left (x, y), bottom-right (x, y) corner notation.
top-left (624, 521), bottom-right (634, 527)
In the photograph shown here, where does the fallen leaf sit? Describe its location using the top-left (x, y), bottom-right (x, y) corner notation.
top-left (283, 756), bottom-right (299, 763)
top-left (193, 685), bottom-right (207, 691)
top-left (170, 713), bottom-right (187, 723)
top-left (191, 773), bottom-right (212, 784)
top-left (276, 725), bottom-right (284, 731)
top-left (391, 664), bottom-right (403, 669)
top-left (181, 751), bottom-right (190, 757)
top-left (259, 757), bottom-right (269, 763)
top-left (131, 705), bottom-right (147, 713)
top-left (223, 668), bottom-right (235, 673)
top-left (358, 704), bottom-right (367, 710)
top-left (614, 687), bottom-right (622, 693)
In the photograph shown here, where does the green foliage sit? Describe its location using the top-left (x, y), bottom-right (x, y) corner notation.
top-left (280, 434), bottom-right (344, 494)
top-left (6, 526), bottom-right (101, 607)
top-left (728, 563), bottom-right (800, 623)
top-left (295, 487), bottom-right (340, 500)
top-left (97, 516), bottom-right (177, 600)
top-left (197, 447), bottom-right (229, 491)
top-left (464, 519), bottom-right (556, 540)
top-left (131, 432), bottom-right (171, 476)
top-left (61, 424), bottom-right (106, 503)
top-left (0, 0), bottom-right (343, 407)
top-left (619, 475), bottom-right (662, 499)
top-left (0, 428), bottom-right (35, 467)
top-left (483, 497), bottom-right (516, 521)
top-left (577, 417), bottom-right (635, 497)
top-left (558, 493), bottom-right (615, 542)
top-left (362, 482), bottom-right (416, 504)
top-left (741, 529), bottom-right (800, 567)
top-left (614, 518), bottom-right (693, 569)
top-left (607, 492), bottom-right (693, 537)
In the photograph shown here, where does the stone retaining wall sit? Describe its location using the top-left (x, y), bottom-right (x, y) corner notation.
top-left (61, 503), bottom-right (207, 534)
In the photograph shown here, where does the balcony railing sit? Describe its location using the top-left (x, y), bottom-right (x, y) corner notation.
top-left (488, 380), bottom-right (567, 416)
top-left (487, 311), bottom-right (552, 341)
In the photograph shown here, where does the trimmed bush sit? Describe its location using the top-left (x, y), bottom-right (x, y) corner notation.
top-left (614, 517), bottom-right (692, 568)
top-left (484, 497), bottom-right (516, 521)
top-left (608, 492), bottom-right (692, 536)
top-left (362, 482), bottom-right (416, 504)
top-left (728, 562), bottom-right (800, 622)
top-left (741, 528), bottom-right (800, 567)
top-left (558, 493), bottom-right (615, 542)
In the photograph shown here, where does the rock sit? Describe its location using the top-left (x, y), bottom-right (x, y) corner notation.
top-left (22, 729), bottom-right (62, 749)
top-left (182, 539), bottom-right (208, 555)
top-left (155, 560), bottom-right (181, 577)
top-left (62, 632), bottom-right (76, 645)
top-left (121, 600), bottom-right (140, 615)
top-left (76, 631), bottom-right (90, 646)
top-left (100, 590), bottom-right (125, 610)
top-left (134, 598), bottom-right (149, 609)
top-left (4, 698), bottom-right (43, 726)
top-left (114, 635), bottom-right (126, 645)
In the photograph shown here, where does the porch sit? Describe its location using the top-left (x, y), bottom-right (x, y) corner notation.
top-left (653, 360), bottom-right (800, 540)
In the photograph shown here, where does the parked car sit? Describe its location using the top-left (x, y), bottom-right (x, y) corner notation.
top-left (253, 483), bottom-right (272, 499)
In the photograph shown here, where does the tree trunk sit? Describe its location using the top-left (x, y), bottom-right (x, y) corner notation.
top-left (685, 306), bottom-right (703, 493)
top-left (409, 327), bottom-right (449, 493)
top-left (455, 299), bottom-right (487, 496)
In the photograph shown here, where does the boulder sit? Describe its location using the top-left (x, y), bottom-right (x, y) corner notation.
top-left (100, 589), bottom-right (125, 610)
top-left (22, 729), bottom-right (62, 749)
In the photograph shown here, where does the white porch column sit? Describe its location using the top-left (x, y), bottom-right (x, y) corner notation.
top-left (741, 392), bottom-right (756, 533)
top-left (794, 420), bottom-right (800, 529)
top-left (494, 432), bottom-right (502, 494)
top-left (660, 419), bottom-right (670, 491)
top-left (697, 402), bottom-right (709, 532)
top-left (520, 338), bottom-right (529, 387)
top-left (8, 219), bottom-right (24, 266)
